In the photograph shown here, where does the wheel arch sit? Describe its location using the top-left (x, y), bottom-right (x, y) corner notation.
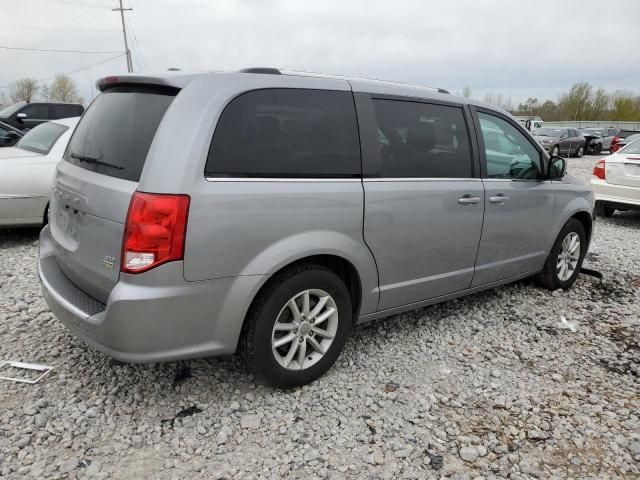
top-left (571, 210), bottom-right (593, 244)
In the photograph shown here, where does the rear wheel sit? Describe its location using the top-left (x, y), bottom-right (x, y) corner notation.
top-left (537, 219), bottom-right (586, 290)
top-left (575, 145), bottom-right (584, 158)
top-left (595, 202), bottom-right (615, 218)
top-left (595, 143), bottom-right (602, 155)
top-left (240, 265), bottom-right (353, 388)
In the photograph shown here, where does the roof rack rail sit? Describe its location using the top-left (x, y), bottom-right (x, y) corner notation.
top-left (437, 88), bottom-right (450, 94)
top-left (239, 67), bottom-right (281, 75)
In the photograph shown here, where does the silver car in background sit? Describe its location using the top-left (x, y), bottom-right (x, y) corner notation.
top-left (39, 70), bottom-right (594, 387)
top-left (1, 117), bottom-right (78, 227)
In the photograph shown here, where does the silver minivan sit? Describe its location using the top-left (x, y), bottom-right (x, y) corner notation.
top-left (39, 69), bottom-right (594, 387)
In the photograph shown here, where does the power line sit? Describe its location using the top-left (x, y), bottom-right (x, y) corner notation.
top-left (0, 53), bottom-right (125, 89)
top-left (125, 15), bottom-right (147, 70)
top-left (33, 0), bottom-right (110, 9)
top-left (0, 46), bottom-right (121, 54)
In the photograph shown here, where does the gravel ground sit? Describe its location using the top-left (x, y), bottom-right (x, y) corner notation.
top-left (1, 155), bottom-right (638, 479)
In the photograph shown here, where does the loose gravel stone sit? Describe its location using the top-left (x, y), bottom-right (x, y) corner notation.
top-left (0, 156), bottom-right (638, 479)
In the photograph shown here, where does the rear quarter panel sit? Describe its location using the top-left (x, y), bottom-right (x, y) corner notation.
top-left (136, 73), bottom-right (380, 315)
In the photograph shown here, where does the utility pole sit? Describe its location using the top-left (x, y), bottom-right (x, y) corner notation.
top-left (112, 0), bottom-right (133, 72)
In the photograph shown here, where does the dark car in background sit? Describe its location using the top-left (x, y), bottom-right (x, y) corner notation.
top-left (580, 127), bottom-right (619, 154)
top-left (0, 101), bottom-right (84, 131)
top-left (0, 120), bottom-right (24, 147)
top-left (532, 127), bottom-right (586, 157)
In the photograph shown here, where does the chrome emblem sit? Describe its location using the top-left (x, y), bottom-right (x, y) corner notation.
top-left (102, 255), bottom-right (116, 270)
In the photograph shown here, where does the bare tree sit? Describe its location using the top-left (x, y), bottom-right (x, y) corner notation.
top-left (462, 86), bottom-right (473, 98)
top-left (0, 91), bottom-right (7, 107)
top-left (9, 78), bottom-right (39, 102)
top-left (49, 74), bottom-right (81, 103)
top-left (591, 88), bottom-right (610, 119)
top-left (483, 92), bottom-right (514, 111)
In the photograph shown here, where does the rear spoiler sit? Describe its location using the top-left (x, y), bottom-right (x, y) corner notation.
top-left (95, 73), bottom-right (200, 92)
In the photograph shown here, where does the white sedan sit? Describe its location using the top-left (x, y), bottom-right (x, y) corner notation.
top-left (591, 137), bottom-right (640, 217)
top-left (0, 117), bottom-right (79, 227)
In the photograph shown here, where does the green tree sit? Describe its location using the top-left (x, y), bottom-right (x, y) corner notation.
top-left (611, 92), bottom-right (637, 121)
top-left (562, 81), bottom-right (594, 120)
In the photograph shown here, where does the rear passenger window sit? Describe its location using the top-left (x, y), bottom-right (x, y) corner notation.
top-left (20, 104), bottom-right (48, 119)
top-left (206, 89), bottom-right (360, 178)
top-left (372, 99), bottom-right (472, 178)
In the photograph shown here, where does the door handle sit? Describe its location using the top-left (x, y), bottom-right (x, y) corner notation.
top-left (489, 194), bottom-right (509, 204)
top-left (458, 196), bottom-right (481, 205)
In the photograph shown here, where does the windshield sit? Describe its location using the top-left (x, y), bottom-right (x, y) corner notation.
top-left (0, 102), bottom-right (25, 118)
top-left (64, 86), bottom-right (176, 181)
top-left (620, 138), bottom-right (640, 154)
top-left (16, 122), bottom-right (68, 154)
top-left (533, 128), bottom-right (563, 137)
top-left (582, 129), bottom-right (601, 135)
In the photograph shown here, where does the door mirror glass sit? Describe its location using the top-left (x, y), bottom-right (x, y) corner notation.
top-left (548, 156), bottom-right (566, 179)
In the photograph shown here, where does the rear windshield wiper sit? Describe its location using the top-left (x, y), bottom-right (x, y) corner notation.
top-left (70, 152), bottom-right (123, 170)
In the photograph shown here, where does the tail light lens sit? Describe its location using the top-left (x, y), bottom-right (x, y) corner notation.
top-left (122, 192), bottom-right (190, 274)
top-left (610, 136), bottom-right (621, 153)
top-left (593, 159), bottom-right (606, 180)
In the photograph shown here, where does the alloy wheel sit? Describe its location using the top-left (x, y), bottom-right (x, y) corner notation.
top-left (271, 289), bottom-right (339, 370)
top-left (557, 232), bottom-right (581, 281)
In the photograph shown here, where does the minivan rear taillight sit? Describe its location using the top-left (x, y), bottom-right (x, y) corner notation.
top-left (593, 159), bottom-right (606, 180)
top-left (122, 192), bottom-right (190, 274)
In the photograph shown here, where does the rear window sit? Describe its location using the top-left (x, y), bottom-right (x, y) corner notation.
top-left (16, 122), bottom-right (68, 154)
top-left (64, 86), bottom-right (176, 181)
top-left (206, 89), bottom-right (361, 178)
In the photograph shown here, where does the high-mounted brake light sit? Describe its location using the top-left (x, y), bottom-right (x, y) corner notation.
top-left (104, 76), bottom-right (119, 84)
top-left (592, 159), bottom-right (606, 180)
top-left (121, 192), bottom-right (190, 274)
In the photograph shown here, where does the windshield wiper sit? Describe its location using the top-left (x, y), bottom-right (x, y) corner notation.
top-left (70, 152), bottom-right (123, 170)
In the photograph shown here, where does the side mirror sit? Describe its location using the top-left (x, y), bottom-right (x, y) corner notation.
top-left (548, 156), bottom-right (566, 179)
top-left (16, 112), bottom-right (27, 122)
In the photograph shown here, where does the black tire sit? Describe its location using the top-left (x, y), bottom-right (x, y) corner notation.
top-left (595, 202), bottom-right (615, 218)
top-left (550, 146), bottom-right (559, 157)
top-left (595, 143), bottom-right (602, 155)
top-left (42, 203), bottom-right (49, 226)
top-left (575, 145), bottom-right (584, 158)
top-left (239, 264), bottom-right (353, 388)
top-left (536, 219), bottom-right (587, 290)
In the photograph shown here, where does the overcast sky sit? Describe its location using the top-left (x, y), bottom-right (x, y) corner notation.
top-left (2, 0), bottom-right (639, 105)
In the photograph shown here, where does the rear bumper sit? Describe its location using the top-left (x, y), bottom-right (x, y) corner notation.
top-left (590, 178), bottom-right (640, 210)
top-left (38, 226), bottom-right (267, 363)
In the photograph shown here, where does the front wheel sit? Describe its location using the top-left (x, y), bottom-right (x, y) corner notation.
top-left (240, 265), bottom-right (353, 388)
top-left (536, 219), bottom-right (586, 290)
